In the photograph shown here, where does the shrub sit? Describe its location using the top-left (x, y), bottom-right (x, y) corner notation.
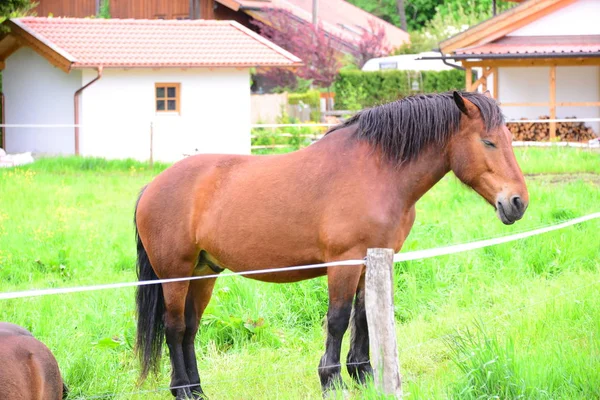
top-left (288, 90), bottom-right (321, 122)
top-left (334, 69), bottom-right (466, 110)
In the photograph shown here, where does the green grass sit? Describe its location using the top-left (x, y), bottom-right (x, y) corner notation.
top-left (0, 147), bottom-right (598, 399)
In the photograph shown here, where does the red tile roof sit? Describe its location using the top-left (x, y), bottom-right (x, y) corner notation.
top-left (10, 17), bottom-right (303, 68)
top-left (221, 0), bottom-right (409, 50)
top-left (455, 35), bottom-right (600, 58)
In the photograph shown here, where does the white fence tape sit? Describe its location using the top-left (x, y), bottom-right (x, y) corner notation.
top-left (393, 212), bottom-right (600, 263)
top-left (0, 212), bottom-right (598, 301)
top-left (0, 260), bottom-right (364, 301)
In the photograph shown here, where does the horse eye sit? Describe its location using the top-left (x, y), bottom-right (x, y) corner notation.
top-left (482, 139), bottom-right (496, 148)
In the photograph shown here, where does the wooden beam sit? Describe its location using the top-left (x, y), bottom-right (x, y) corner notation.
top-left (462, 58), bottom-right (600, 68)
top-left (470, 67), bottom-right (493, 92)
top-left (557, 101), bottom-right (600, 107)
top-left (7, 22), bottom-right (71, 73)
top-left (465, 66), bottom-right (472, 91)
top-left (492, 67), bottom-right (499, 100)
top-left (549, 65), bottom-right (556, 140)
top-left (501, 101), bottom-right (600, 107)
top-left (481, 72), bottom-right (488, 92)
top-left (199, 0), bottom-right (215, 19)
top-left (0, 60), bottom-right (4, 70)
top-left (215, 0), bottom-right (240, 11)
top-left (0, 38), bottom-right (22, 62)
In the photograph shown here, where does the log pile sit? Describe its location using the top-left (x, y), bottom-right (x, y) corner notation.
top-left (507, 116), bottom-right (597, 142)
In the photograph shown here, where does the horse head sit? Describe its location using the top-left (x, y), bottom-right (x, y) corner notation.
top-left (448, 91), bottom-right (529, 225)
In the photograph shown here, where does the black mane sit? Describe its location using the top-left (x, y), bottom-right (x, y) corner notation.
top-left (327, 91), bottom-right (504, 165)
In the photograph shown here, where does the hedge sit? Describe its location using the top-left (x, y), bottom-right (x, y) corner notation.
top-left (288, 89), bottom-right (321, 122)
top-left (288, 90), bottom-right (320, 108)
top-left (334, 69), bottom-right (466, 110)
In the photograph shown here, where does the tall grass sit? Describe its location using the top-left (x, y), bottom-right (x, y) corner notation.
top-left (0, 148), bottom-right (598, 399)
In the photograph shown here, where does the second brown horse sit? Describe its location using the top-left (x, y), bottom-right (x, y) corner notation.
top-left (0, 322), bottom-right (66, 400)
top-left (134, 91), bottom-right (529, 399)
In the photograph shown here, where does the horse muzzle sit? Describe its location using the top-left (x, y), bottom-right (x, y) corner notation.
top-left (496, 195), bottom-right (527, 225)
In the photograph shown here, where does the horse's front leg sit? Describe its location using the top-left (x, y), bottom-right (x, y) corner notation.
top-left (318, 264), bottom-right (363, 394)
top-left (346, 273), bottom-right (373, 384)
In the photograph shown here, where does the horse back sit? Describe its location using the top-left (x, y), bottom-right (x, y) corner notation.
top-left (0, 329), bottom-right (64, 400)
top-left (0, 322), bottom-right (33, 337)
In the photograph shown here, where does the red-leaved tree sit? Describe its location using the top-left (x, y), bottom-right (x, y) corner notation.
top-left (351, 19), bottom-right (392, 69)
top-left (251, 8), bottom-right (343, 89)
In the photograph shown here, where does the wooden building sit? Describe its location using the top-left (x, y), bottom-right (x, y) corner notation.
top-left (32, 0), bottom-right (409, 52)
top-left (439, 0), bottom-right (600, 138)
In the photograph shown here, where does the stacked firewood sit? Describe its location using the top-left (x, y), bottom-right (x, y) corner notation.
top-left (507, 116), bottom-right (597, 142)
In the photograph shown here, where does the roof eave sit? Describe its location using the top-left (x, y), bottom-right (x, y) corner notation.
top-left (228, 20), bottom-right (303, 64)
top-left (452, 52), bottom-right (600, 60)
top-left (8, 19), bottom-right (75, 72)
top-left (71, 63), bottom-right (304, 69)
top-left (439, 0), bottom-right (576, 55)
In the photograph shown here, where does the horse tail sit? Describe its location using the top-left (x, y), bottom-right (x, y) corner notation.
top-left (134, 186), bottom-right (165, 381)
top-left (62, 382), bottom-right (69, 399)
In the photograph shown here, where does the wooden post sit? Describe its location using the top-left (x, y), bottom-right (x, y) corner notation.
top-left (149, 122), bottom-right (154, 167)
top-left (365, 248), bottom-right (402, 399)
top-left (465, 66), bottom-right (472, 92)
top-left (549, 65), bottom-right (557, 140)
top-left (492, 67), bottom-right (499, 100)
top-left (481, 67), bottom-right (488, 92)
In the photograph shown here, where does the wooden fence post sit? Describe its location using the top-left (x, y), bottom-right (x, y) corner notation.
top-left (365, 248), bottom-right (402, 399)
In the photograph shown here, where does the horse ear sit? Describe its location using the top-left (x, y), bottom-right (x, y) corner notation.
top-left (453, 91), bottom-right (479, 117)
top-left (453, 91), bottom-right (469, 115)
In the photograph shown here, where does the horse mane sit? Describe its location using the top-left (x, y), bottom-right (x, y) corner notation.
top-left (326, 91), bottom-right (504, 165)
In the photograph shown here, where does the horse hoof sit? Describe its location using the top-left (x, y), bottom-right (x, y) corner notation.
top-left (348, 363), bottom-right (373, 385)
top-left (173, 387), bottom-right (194, 399)
top-left (323, 388), bottom-right (350, 400)
top-left (322, 378), bottom-right (348, 399)
top-left (192, 390), bottom-right (208, 400)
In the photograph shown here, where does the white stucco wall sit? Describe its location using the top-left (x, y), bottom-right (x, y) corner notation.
top-left (509, 0), bottom-right (600, 36)
top-left (498, 66), bottom-right (600, 134)
top-left (3, 47), bottom-right (81, 154)
top-left (3, 47), bottom-right (251, 160)
top-left (80, 68), bottom-right (251, 162)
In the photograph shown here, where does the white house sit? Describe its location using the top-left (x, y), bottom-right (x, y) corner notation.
top-left (439, 0), bottom-right (600, 137)
top-left (0, 17), bottom-right (302, 161)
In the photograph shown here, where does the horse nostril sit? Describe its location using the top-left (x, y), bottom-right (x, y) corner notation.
top-left (511, 195), bottom-right (523, 212)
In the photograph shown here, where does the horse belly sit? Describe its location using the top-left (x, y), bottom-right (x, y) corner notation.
top-left (197, 189), bottom-right (327, 281)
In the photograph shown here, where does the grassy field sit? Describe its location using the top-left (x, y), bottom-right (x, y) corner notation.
top-left (0, 147), bottom-right (598, 399)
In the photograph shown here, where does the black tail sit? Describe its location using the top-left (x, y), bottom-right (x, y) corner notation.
top-left (62, 382), bottom-right (69, 399)
top-left (134, 187), bottom-right (165, 381)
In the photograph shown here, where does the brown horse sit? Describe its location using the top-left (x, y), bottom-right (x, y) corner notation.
top-left (0, 322), bottom-right (66, 400)
top-left (134, 91), bottom-right (528, 399)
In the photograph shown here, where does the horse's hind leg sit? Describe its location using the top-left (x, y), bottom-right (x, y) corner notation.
top-left (183, 275), bottom-right (218, 399)
top-left (346, 273), bottom-right (373, 385)
top-left (162, 279), bottom-right (195, 399)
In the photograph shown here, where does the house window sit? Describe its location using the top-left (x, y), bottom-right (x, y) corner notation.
top-left (155, 83), bottom-right (180, 113)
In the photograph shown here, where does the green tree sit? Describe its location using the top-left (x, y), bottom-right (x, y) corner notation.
top-left (397, 0), bottom-right (407, 31)
top-left (0, 0), bottom-right (35, 24)
top-left (348, 0), bottom-right (515, 31)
